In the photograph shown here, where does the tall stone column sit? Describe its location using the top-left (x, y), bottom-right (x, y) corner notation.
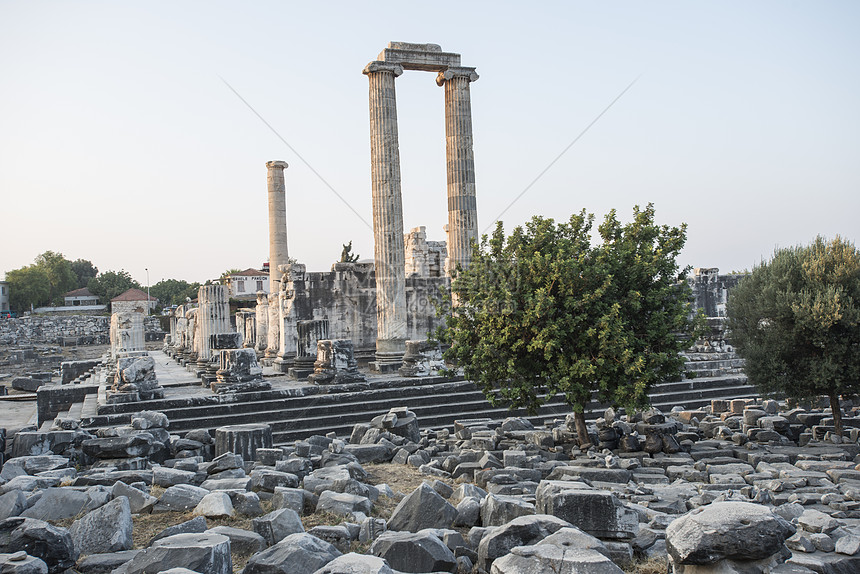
top-left (437, 67), bottom-right (479, 275)
top-left (265, 160), bottom-right (289, 360)
top-left (364, 61), bottom-right (407, 371)
top-left (266, 160), bottom-right (290, 292)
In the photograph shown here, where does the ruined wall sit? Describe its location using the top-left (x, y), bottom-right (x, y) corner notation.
top-left (687, 268), bottom-right (745, 318)
top-left (285, 262), bottom-right (448, 353)
top-left (0, 315), bottom-right (164, 346)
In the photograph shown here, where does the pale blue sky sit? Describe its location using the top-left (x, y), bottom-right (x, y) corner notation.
top-left (1, 1), bottom-right (858, 286)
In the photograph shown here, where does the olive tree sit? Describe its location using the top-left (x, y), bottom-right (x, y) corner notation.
top-left (727, 236), bottom-right (860, 436)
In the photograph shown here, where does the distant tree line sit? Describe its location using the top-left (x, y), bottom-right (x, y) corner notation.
top-left (4, 251), bottom-right (200, 313)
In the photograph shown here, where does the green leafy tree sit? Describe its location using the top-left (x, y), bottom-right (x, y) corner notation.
top-left (70, 259), bottom-right (99, 289)
top-left (727, 236), bottom-right (860, 436)
top-left (87, 270), bottom-right (142, 305)
top-left (437, 205), bottom-right (694, 447)
top-left (6, 266), bottom-right (51, 313)
top-left (150, 279), bottom-right (200, 306)
top-left (34, 251), bottom-right (78, 305)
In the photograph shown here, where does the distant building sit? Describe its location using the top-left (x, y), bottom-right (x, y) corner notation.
top-left (63, 287), bottom-right (100, 307)
top-left (226, 268), bottom-right (269, 302)
top-left (0, 281), bottom-right (9, 313)
top-left (111, 288), bottom-right (158, 315)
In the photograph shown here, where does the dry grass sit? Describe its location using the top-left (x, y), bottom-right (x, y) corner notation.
top-left (365, 462), bottom-right (449, 496)
top-left (622, 556), bottom-right (669, 574)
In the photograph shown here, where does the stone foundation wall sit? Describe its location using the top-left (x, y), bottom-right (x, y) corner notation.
top-left (0, 315), bottom-right (164, 346)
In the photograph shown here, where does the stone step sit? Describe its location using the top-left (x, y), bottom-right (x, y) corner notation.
top-left (81, 371), bottom-right (759, 446)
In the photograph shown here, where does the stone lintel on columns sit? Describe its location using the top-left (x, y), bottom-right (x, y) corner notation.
top-left (436, 67), bottom-right (479, 86)
top-left (363, 61), bottom-right (404, 77)
top-left (378, 43), bottom-right (461, 72)
top-left (266, 160), bottom-right (288, 170)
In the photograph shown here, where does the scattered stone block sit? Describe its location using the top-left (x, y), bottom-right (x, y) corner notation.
top-left (370, 529), bottom-right (457, 574)
top-left (243, 533), bottom-right (341, 574)
top-left (69, 496), bottom-right (133, 555)
top-left (387, 483), bottom-right (457, 533)
top-left (113, 532), bottom-right (231, 574)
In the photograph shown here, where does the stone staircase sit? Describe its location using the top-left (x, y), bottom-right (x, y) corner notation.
top-left (74, 350), bottom-right (757, 446)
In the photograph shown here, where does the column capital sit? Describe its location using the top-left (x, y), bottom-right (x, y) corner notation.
top-left (363, 61), bottom-right (404, 77)
top-left (436, 66), bottom-right (479, 86)
top-left (266, 160), bottom-right (288, 170)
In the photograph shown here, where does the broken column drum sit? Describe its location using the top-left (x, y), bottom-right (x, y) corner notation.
top-left (111, 312), bottom-right (145, 358)
top-left (265, 160), bottom-right (289, 360)
top-left (255, 291), bottom-right (268, 357)
top-left (290, 318), bottom-right (329, 379)
top-left (196, 284), bottom-right (231, 373)
top-left (308, 339), bottom-right (367, 385)
top-left (364, 43), bottom-right (479, 369)
top-left (215, 423), bottom-right (273, 462)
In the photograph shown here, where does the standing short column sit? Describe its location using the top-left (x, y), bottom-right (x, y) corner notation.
top-left (364, 61), bottom-right (407, 369)
top-left (437, 67), bottom-right (479, 275)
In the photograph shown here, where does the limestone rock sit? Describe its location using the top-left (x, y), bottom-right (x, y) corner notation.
top-left (477, 514), bottom-right (571, 571)
top-left (206, 526), bottom-right (265, 555)
top-left (252, 508), bottom-right (304, 546)
top-left (111, 481), bottom-right (157, 514)
top-left (20, 487), bottom-right (109, 521)
top-left (243, 532), bottom-right (341, 574)
top-left (480, 494), bottom-right (535, 527)
top-left (0, 493), bottom-right (27, 522)
top-left (149, 516), bottom-right (208, 546)
top-left (153, 484), bottom-right (209, 513)
top-left (69, 496), bottom-right (133, 555)
top-left (113, 532), bottom-right (231, 574)
top-left (0, 552), bottom-right (48, 574)
top-left (316, 491), bottom-right (372, 518)
top-left (535, 481), bottom-right (639, 539)
top-left (75, 549), bottom-right (141, 574)
top-left (666, 501), bottom-right (795, 565)
top-left (490, 545), bottom-right (624, 574)
top-left (312, 552), bottom-right (395, 574)
top-left (370, 529), bottom-right (457, 574)
top-left (0, 517), bottom-right (78, 574)
top-left (194, 492), bottom-right (234, 518)
top-left (387, 483), bottom-right (457, 532)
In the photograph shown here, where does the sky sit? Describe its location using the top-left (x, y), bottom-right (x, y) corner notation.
top-left (1, 1), bottom-right (858, 286)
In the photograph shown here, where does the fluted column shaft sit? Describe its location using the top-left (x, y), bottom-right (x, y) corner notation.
top-left (364, 61), bottom-right (407, 364)
top-left (255, 292), bottom-right (268, 356)
top-left (438, 67), bottom-right (479, 275)
top-left (266, 161), bottom-right (289, 292)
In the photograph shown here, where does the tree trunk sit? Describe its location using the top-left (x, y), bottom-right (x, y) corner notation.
top-left (573, 411), bottom-right (592, 449)
top-left (829, 392), bottom-right (843, 437)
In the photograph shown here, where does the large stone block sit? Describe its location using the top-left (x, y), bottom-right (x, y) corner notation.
top-left (535, 481), bottom-right (639, 539)
top-left (387, 483), bottom-right (457, 533)
top-left (666, 501), bottom-right (795, 565)
top-left (0, 517), bottom-right (78, 574)
top-left (370, 529), bottom-right (456, 574)
top-left (69, 496), bottom-right (133, 555)
top-left (113, 532), bottom-right (231, 574)
top-left (243, 533), bottom-right (341, 574)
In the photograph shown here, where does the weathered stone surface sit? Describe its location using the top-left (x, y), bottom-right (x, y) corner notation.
top-left (0, 493), bottom-right (27, 522)
top-left (312, 552), bottom-right (395, 574)
top-left (252, 508), bottom-right (304, 546)
top-left (111, 481), bottom-right (157, 514)
top-left (250, 469), bottom-right (299, 492)
top-left (666, 501), bottom-right (795, 565)
top-left (75, 550), bottom-right (141, 574)
top-left (477, 514), bottom-right (571, 571)
top-left (244, 532), bottom-right (341, 574)
top-left (69, 496), bottom-right (132, 555)
top-left (194, 492), bottom-right (234, 518)
top-left (206, 526), bottom-right (265, 555)
top-left (491, 545), bottom-right (624, 574)
top-left (0, 517), bottom-right (78, 574)
top-left (0, 552), bottom-right (48, 574)
top-left (153, 484), bottom-right (209, 513)
top-left (153, 466), bottom-right (197, 487)
top-left (0, 456), bottom-right (68, 481)
top-left (113, 532), bottom-right (231, 574)
top-left (371, 529), bottom-right (457, 573)
top-left (480, 494), bottom-right (535, 526)
top-left (20, 486), bottom-right (109, 521)
top-left (387, 483), bottom-right (457, 532)
top-left (214, 424), bottom-right (272, 462)
top-left (316, 491), bottom-right (372, 518)
top-left (535, 482), bottom-right (638, 539)
top-left (149, 516), bottom-right (208, 546)
top-left (81, 434), bottom-right (160, 459)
